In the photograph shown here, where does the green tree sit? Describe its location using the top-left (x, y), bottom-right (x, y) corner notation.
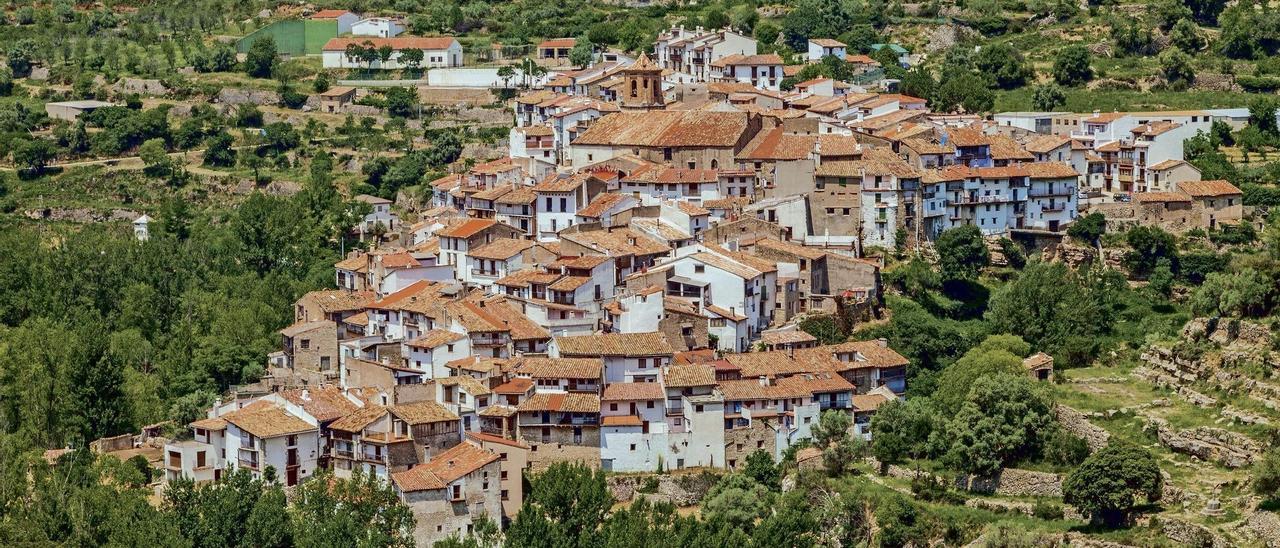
top-left (1067, 212), bottom-right (1105, 244)
top-left (203, 131), bottom-right (236, 167)
top-left (1190, 270), bottom-right (1274, 317)
top-left (1158, 48), bottom-right (1196, 87)
top-left (138, 137), bottom-right (171, 178)
top-left (569, 38), bottom-right (594, 68)
top-left (244, 36), bottom-right (278, 78)
top-left (1253, 448), bottom-right (1280, 502)
top-left (1063, 443), bottom-right (1163, 526)
top-left (291, 470), bottom-right (415, 547)
top-left (811, 409), bottom-right (861, 476)
top-left (399, 48), bottom-right (424, 74)
top-left (1249, 96), bottom-right (1280, 136)
top-left (752, 490), bottom-right (818, 547)
top-left (506, 462), bottom-right (612, 547)
top-left (941, 373), bottom-right (1055, 475)
top-left (384, 86), bottom-right (420, 118)
top-left (935, 225), bottom-right (990, 281)
top-left (974, 43), bottom-right (1032, 89)
top-left (1031, 82), bottom-right (1067, 111)
top-left (869, 397), bottom-right (939, 465)
top-left (12, 138), bottom-right (56, 176)
top-left (1123, 225), bottom-right (1178, 278)
top-left (1052, 45), bottom-right (1093, 86)
top-left (700, 473), bottom-right (774, 531)
top-left (900, 65), bottom-right (937, 103)
top-left (742, 449), bottom-right (780, 491)
top-left (987, 261), bottom-right (1113, 366)
top-left (932, 335), bottom-right (1030, 412)
top-left (1185, 0), bottom-right (1228, 25)
top-left (1170, 18), bottom-right (1206, 52)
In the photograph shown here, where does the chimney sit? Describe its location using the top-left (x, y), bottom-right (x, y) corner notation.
top-left (447, 460), bottom-right (456, 468)
top-left (786, 345), bottom-right (794, 358)
top-left (758, 376), bottom-right (769, 386)
top-left (301, 389), bottom-right (310, 401)
top-left (877, 337), bottom-right (888, 348)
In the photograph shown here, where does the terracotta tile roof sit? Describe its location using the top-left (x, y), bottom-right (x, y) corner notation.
top-left (562, 228), bottom-right (669, 257)
top-left (602, 382), bottom-right (665, 401)
top-left (470, 185), bottom-right (514, 201)
top-left (578, 193), bottom-right (632, 218)
top-left (601, 415), bottom-right (644, 427)
top-left (550, 254), bottom-right (613, 269)
top-left (821, 340), bottom-right (910, 368)
top-left (547, 276), bottom-right (591, 292)
top-left (737, 127), bottom-right (815, 161)
top-left (845, 54), bottom-right (879, 65)
top-left (718, 379), bottom-right (809, 401)
top-left (1177, 179), bottom-right (1241, 197)
top-left (1134, 192), bottom-right (1192, 203)
top-left (1023, 352), bottom-right (1053, 369)
top-left (407, 329), bottom-right (468, 349)
top-left (480, 298), bottom-right (549, 341)
top-left (851, 393), bottom-right (891, 411)
top-left (988, 135), bottom-right (1034, 161)
top-left (817, 134), bottom-right (860, 157)
top-left (704, 304), bottom-right (747, 322)
top-left (392, 441), bottom-right (500, 492)
top-left (672, 348), bottom-right (717, 365)
top-left (495, 186), bottom-right (538, 205)
top-left (447, 301), bottom-right (507, 333)
top-left (516, 392), bottom-right (601, 413)
top-left (1023, 134), bottom-right (1071, 154)
top-left (902, 137), bottom-right (954, 155)
top-left (322, 36), bottom-right (458, 52)
top-left (704, 197), bottom-right (751, 210)
top-left (810, 38), bottom-right (847, 47)
top-left (853, 109), bottom-right (925, 131)
top-left (495, 268), bottom-right (561, 288)
top-left (533, 172), bottom-right (598, 192)
top-left (1084, 112), bottom-right (1127, 123)
top-left (391, 400), bottom-right (460, 425)
top-left (300, 289), bottom-right (376, 314)
top-left (467, 431), bottom-right (529, 449)
top-left (446, 355), bottom-right (507, 374)
top-left (493, 377), bottom-right (534, 395)
top-left (343, 311), bottom-right (369, 327)
top-left (1148, 159), bottom-right (1188, 171)
top-left (724, 351), bottom-right (833, 378)
top-left (1094, 140), bottom-right (1122, 152)
top-left (686, 252), bottom-right (763, 280)
top-left (538, 37), bottom-right (577, 49)
top-left (711, 53), bottom-right (784, 67)
top-left (469, 238), bottom-right (540, 260)
top-left (430, 173), bottom-right (465, 189)
top-left (335, 254), bottom-right (367, 272)
top-left (573, 111), bottom-right (751, 148)
top-left (880, 93), bottom-right (926, 105)
top-left (329, 405), bottom-right (388, 433)
top-left (664, 296), bottom-right (701, 316)
top-left (437, 218), bottom-right (497, 239)
top-left (478, 405), bottom-right (518, 418)
top-left (752, 237), bottom-right (825, 260)
top-left (378, 251), bottom-right (421, 269)
top-left (1022, 162), bottom-right (1078, 179)
top-left (311, 9), bottom-right (353, 18)
top-left (814, 153), bottom-right (920, 179)
top-left (279, 387), bottom-right (361, 423)
top-left (761, 330), bottom-right (818, 345)
top-left (662, 364), bottom-right (717, 387)
top-left (221, 401), bottom-right (317, 438)
top-left (944, 127), bottom-right (990, 148)
top-left (775, 371), bottom-right (854, 394)
top-left (190, 417), bottom-right (227, 430)
top-left (521, 125), bottom-right (554, 137)
top-left (280, 320), bottom-right (330, 338)
top-left (438, 375), bottom-right (493, 396)
top-left (369, 280), bottom-right (449, 318)
top-left (555, 332), bottom-right (674, 357)
top-left (515, 356), bottom-right (603, 379)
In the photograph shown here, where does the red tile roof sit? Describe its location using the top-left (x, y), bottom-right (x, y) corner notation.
top-left (322, 36), bottom-right (458, 52)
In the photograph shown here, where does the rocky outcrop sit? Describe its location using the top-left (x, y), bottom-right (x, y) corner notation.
top-left (955, 468), bottom-right (1064, 497)
top-left (1042, 242), bottom-right (1126, 271)
top-left (1158, 517), bottom-right (1233, 548)
top-left (606, 471), bottom-right (720, 506)
top-left (24, 207), bottom-right (140, 223)
top-left (216, 88), bottom-right (280, 106)
top-left (1055, 404), bottom-right (1111, 452)
top-left (114, 78), bottom-right (169, 96)
top-left (1145, 417), bottom-right (1261, 468)
top-left (1247, 511), bottom-right (1280, 547)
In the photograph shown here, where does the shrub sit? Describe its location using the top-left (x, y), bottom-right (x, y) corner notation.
top-left (638, 476), bottom-right (659, 494)
top-left (1043, 428), bottom-right (1090, 466)
top-left (1032, 500), bottom-right (1065, 520)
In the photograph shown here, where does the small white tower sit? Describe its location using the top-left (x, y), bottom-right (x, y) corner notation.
top-left (133, 214), bottom-right (151, 241)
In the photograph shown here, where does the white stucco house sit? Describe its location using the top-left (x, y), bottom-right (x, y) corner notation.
top-left (352, 17), bottom-right (404, 38)
top-left (322, 36), bottom-right (463, 69)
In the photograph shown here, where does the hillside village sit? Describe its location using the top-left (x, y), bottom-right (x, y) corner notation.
top-left (5, 0), bottom-right (1280, 546)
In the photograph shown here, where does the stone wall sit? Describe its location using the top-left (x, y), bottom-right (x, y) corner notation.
top-left (724, 420), bottom-right (777, 470)
top-left (606, 470), bottom-right (722, 506)
top-left (955, 468), bottom-right (1064, 497)
top-left (1144, 417), bottom-right (1260, 468)
top-left (1054, 404), bottom-right (1111, 452)
top-left (1158, 517), bottom-right (1233, 548)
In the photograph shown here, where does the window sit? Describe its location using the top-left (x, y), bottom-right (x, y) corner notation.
top-left (300, 339), bottom-right (310, 350)
top-left (501, 470), bottom-right (508, 480)
top-left (501, 489), bottom-right (509, 501)
top-left (630, 444), bottom-right (637, 451)
top-left (610, 403), bottom-right (618, 411)
top-left (647, 401), bottom-right (655, 409)
top-left (694, 265), bottom-right (705, 273)
top-left (638, 358), bottom-right (647, 368)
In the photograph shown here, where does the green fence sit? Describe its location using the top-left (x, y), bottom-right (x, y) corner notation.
top-left (235, 19), bottom-right (336, 56)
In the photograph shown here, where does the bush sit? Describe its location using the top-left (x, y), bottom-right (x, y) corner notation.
top-left (1043, 428), bottom-right (1090, 466)
top-left (1032, 501), bottom-right (1065, 520)
top-left (910, 473), bottom-right (966, 505)
top-left (1237, 76), bottom-right (1280, 93)
top-left (1208, 222), bottom-right (1257, 245)
top-left (638, 476), bottom-right (659, 494)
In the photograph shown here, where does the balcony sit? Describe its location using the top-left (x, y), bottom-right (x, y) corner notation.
top-left (1042, 203), bottom-right (1067, 212)
top-left (471, 268), bottom-right (501, 279)
top-left (1029, 188), bottom-right (1072, 198)
top-left (334, 448), bottom-right (355, 459)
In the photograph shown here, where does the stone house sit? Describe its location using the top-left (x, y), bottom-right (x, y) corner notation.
top-left (392, 440), bottom-right (503, 547)
top-left (389, 400), bottom-right (463, 461)
top-left (279, 320), bottom-right (339, 374)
